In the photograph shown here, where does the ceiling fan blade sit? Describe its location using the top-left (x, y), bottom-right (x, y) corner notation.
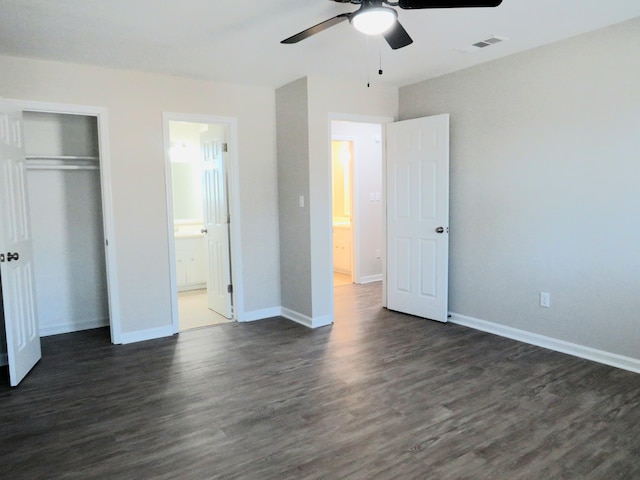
top-left (281, 13), bottom-right (351, 44)
top-left (399, 0), bottom-right (502, 8)
top-left (383, 20), bottom-right (413, 50)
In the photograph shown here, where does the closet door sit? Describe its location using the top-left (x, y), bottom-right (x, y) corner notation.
top-left (0, 101), bottom-right (41, 387)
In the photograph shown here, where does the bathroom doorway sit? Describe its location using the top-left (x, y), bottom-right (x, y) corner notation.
top-left (164, 115), bottom-right (237, 331)
top-left (330, 120), bottom-right (384, 288)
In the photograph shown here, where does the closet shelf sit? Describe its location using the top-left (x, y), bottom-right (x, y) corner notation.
top-left (25, 155), bottom-right (99, 161)
top-left (26, 164), bottom-right (99, 171)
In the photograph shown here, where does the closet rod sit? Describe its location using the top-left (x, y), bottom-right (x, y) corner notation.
top-left (26, 165), bottom-right (100, 171)
top-left (25, 155), bottom-right (99, 161)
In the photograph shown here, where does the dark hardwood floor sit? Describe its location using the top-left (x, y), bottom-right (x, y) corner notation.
top-left (2, 282), bottom-right (640, 479)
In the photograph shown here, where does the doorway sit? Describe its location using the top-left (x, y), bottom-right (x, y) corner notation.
top-left (326, 114), bottom-right (449, 327)
top-left (330, 120), bottom-right (385, 291)
top-left (163, 114), bottom-right (240, 332)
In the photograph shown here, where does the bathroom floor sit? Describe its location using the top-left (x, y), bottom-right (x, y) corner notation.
top-left (178, 289), bottom-right (233, 331)
top-left (333, 272), bottom-right (352, 286)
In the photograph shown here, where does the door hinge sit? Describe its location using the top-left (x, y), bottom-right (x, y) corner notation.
top-left (227, 284), bottom-right (233, 294)
top-left (226, 213), bottom-right (231, 224)
top-left (222, 142), bottom-right (228, 153)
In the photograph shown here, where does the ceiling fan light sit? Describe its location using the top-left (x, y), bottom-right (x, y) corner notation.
top-left (351, 7), bottom-right (397, 35)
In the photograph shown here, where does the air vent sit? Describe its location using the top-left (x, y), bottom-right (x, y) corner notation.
top-left (483, 36), bottom-right (504, 45)
top-left (456, 35), bottom-right (508, 53)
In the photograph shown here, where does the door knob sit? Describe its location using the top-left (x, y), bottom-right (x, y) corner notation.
top-left (7, 252), bottom-right (19, 262)
top-left (201, 228), bottom-right (208, 234)
top-left (435, 227), bottom-right (445, 234)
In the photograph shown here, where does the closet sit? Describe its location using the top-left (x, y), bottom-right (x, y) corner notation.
top-left (23, 111), bottom-right (109, 336)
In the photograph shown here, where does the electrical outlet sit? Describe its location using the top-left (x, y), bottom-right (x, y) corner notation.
top-left (540, 292), bottom-right (550, 308)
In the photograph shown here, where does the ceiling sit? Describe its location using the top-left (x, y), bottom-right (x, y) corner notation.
top-left (0, 0), bottom-right (639, 89)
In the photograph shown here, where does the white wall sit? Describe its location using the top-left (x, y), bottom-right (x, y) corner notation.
top-left (331, 121), bottom-right (383, 283)
top-left (399, 17), bottom-right (640, 363)
top-left (0, 55), bottom-right (280, 340)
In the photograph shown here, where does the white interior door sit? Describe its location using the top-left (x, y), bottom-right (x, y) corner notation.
top-left (201, 126), bottom-right (232, 318)
top-left (386, 114), bottom-right (449, 322)
top-left (0, 100), bottom-right (41, 386)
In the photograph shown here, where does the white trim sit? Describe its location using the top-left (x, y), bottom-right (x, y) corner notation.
top-left (9, 99), bottom-right (123, 344)
top-left (162, 112), bottom-right (244, 333)
top-left (237, 307), bottom-right (282, 323)
top-left (381, 121), bottom-right (388, 309)
top-left (449, 312), bottom-right (640, 375)
top-left (281, 308), bottom-right (333, 329)
top-left (119, 325), bottom-right (176, 345)
top-left (281, 308), bottom-right (313, 328)
top-left (358, 274), bottom-right (383, 284)
top-left (162, 115), bottom-right (179, 334)
top-left (39, 319), bottom-right (109, 337)
top-left (311, 314), bottom-right (333, 329)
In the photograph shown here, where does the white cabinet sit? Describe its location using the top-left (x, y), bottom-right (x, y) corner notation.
top-left (333, 225), bottom-right (352, 275)
top-left (175, 236), bottom-right (207, 291)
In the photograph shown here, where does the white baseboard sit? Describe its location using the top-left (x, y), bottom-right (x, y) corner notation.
top-left (177, 283), bottom-right (206, 292)
top-left (0, 353), bottom-right (7, 367)
top-left (281, 308), bottom-right (312, 328)
top-left (119, 325), bottom-right (175, 345)
top-left (358, 274), bottom-right (382, 284)
top-left (237, 306), bottom-right (333, 328)
top-left (449, 312), bottom-right (640, 375)
top-left (281, 308), bottom-right (333, 329)
top-left (237, 307), bottom-right (282, 323)
top-left (311, 314), bottom-right (333, 329)
top-left (39, 318), bottom-right (109, 337)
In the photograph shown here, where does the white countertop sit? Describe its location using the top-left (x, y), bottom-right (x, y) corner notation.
top-left (174, 232), bottom-right (204, 239)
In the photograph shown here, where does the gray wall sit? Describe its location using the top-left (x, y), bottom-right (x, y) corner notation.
top-left (399, 18), bottom-right (640, 359)
top-left (276, 78), bottom-right (312, 317)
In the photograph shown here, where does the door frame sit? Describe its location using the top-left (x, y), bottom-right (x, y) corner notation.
top-left (327, 113), bottom-right (393, 315)
top-left (10, 99), bottom-right (123, 344)
top-left (162, 112), bottom-right (243, 333)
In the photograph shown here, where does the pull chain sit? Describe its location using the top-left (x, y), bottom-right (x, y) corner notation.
top-left (366, 36), bottom-right (371, 87)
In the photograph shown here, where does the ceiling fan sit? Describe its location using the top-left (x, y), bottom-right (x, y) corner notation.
top-left (281, 0), bottom-right (503, 50)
